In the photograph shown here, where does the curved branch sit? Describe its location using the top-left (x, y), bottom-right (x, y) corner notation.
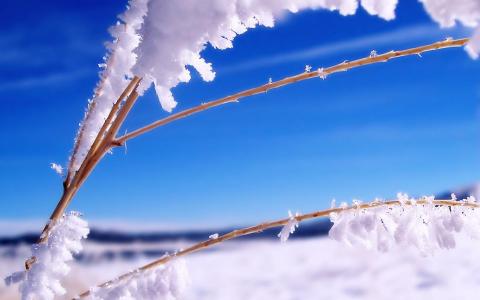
top-left (113, 38), bottom-right (469, 146)
top-left (77, 198), bottom-right (478, 298)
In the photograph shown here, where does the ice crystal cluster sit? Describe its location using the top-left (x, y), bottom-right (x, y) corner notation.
top-left (329, 194), bottom-right (479, 254)
top-left (86, 259), bottom-right (189, 300)
top-left (49, 163), bottom-right (63, 176)
top-left (278, 210), bottom-right (300, 242)
top-left (5, 212), bottom-right (89, 300)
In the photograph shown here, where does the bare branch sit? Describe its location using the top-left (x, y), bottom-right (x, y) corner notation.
top-left (26, 78), bottom-right (141, 270)
top-left (77, 198), bottom-right (478, 298)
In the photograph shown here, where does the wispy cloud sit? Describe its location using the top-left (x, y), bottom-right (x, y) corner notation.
top-left (219, 24), bottom-right (461, 74)
top-left (0, 16), bottom-right (103, 93)
top-left (0, 69), bottom-right (90, 92)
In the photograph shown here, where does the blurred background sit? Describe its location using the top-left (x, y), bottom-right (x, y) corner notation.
top-left (0, 0), bottom-right (479, 299)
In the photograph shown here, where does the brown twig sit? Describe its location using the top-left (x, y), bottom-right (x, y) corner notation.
top-left (27, 78), bottom-right (141, 269)
top-left (113, 38), bottom-right (469, 146)
top-left (77, 198), bottom-right (478, 298)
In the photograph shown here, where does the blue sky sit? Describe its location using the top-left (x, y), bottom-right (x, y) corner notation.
top-left (0, 0), bottom-right (479, 226)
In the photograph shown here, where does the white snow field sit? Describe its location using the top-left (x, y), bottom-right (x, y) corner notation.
top-left (2, 236), bottom-right (480, 299)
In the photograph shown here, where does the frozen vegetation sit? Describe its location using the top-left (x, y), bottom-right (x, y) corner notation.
top-left (69, 0), bottom-right (480, 175)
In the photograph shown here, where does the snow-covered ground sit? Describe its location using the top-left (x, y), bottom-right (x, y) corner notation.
top-left (2, 236), bottom-right (480, 299)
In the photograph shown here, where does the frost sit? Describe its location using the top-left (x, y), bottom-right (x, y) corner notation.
top-left (317, 68), bottom-right (327, 80)
top-left (70, 0), bottom-right (149, 174)
top-left (6, 212), bottom-right (89, 300)
top-left (352, 199), bottom-right (362, 208)
top-left (209, 233), bottom-right (219, 240)
top-left (331, 199), bottom-right (336, 209)
top-left (369, 50), bottom-right (378, 58)
top-left (466, 196), bottom-right (477, 204)
top-left (305, 65), bottom-right (312, 72)
top-left (131, 0), bottom-right (371, 112)
top-left (466, 27), bottom-right (480, 59)
top-left (50, 163), bottom-right (63, 176)
top-left (418, 0), bottom-right (480, 58)
top-left (329, 196), bottom-right (480, 255)
top-left (86, 259), bottom-right (189, 300)
top-left (360, 0), bottom-right (398, 21)
top-left (278, 211), bottom-right (300, 242)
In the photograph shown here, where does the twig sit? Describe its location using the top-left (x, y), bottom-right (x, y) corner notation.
top-left (113, 38), bottom-right (469, 146)
top-left (77, 198), bottom-right (478, 298)
top-left (26, 78), bottom-right (141, 269)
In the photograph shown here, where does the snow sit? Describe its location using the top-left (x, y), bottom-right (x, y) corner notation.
top-left (5, 212), bottom-right (89, 300)
top-left (3, 234), bottom-right (480, 299)
top-left (361, 0), bottom-right (398, 20)
top-left (86, 259), bottom-right (189, 300)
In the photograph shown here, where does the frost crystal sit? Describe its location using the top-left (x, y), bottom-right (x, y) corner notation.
top-left (329, 196), bottom-right (480, 255)
top-left (50, 163), bottom-right (63, 176)
top-left (331, 199), bottom-right (336, 209)
top-left (466, 196), bottom-right (477, 204)
top-left (278, 211), bottom-right (300, 242)
top-left (369, 50), bottom-right (378, 58)
top-left (86, 259), bottom-right (189, 300)
top-left (317, 68), bottom-right (327, 80)
top-left (209, 233), bottom-right (219, 240)
top-left (305, 65), bottom-right (312, 72)
top-left (6, 212), bottom-right (89, 300)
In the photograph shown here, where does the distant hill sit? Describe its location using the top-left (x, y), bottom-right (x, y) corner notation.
top-left (2, 182), bottom-right (478, 247)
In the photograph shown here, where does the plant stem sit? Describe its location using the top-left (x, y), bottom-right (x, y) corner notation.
top-left (113, 38), bottom-right (468, 146)
top-left (76, 198), bottom-right (478, 298)
top-left (26, 78), bottom-right (141, 269)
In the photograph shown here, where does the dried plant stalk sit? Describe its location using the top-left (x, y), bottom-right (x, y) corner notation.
top-left (113, 38), bottom-right (468, 146)
top-left (77, 198), bottom-right (478, 298)
top-left (38, 77), bottom-right (141, 242)
top-left (25, 78), bottom-right (141, 269)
